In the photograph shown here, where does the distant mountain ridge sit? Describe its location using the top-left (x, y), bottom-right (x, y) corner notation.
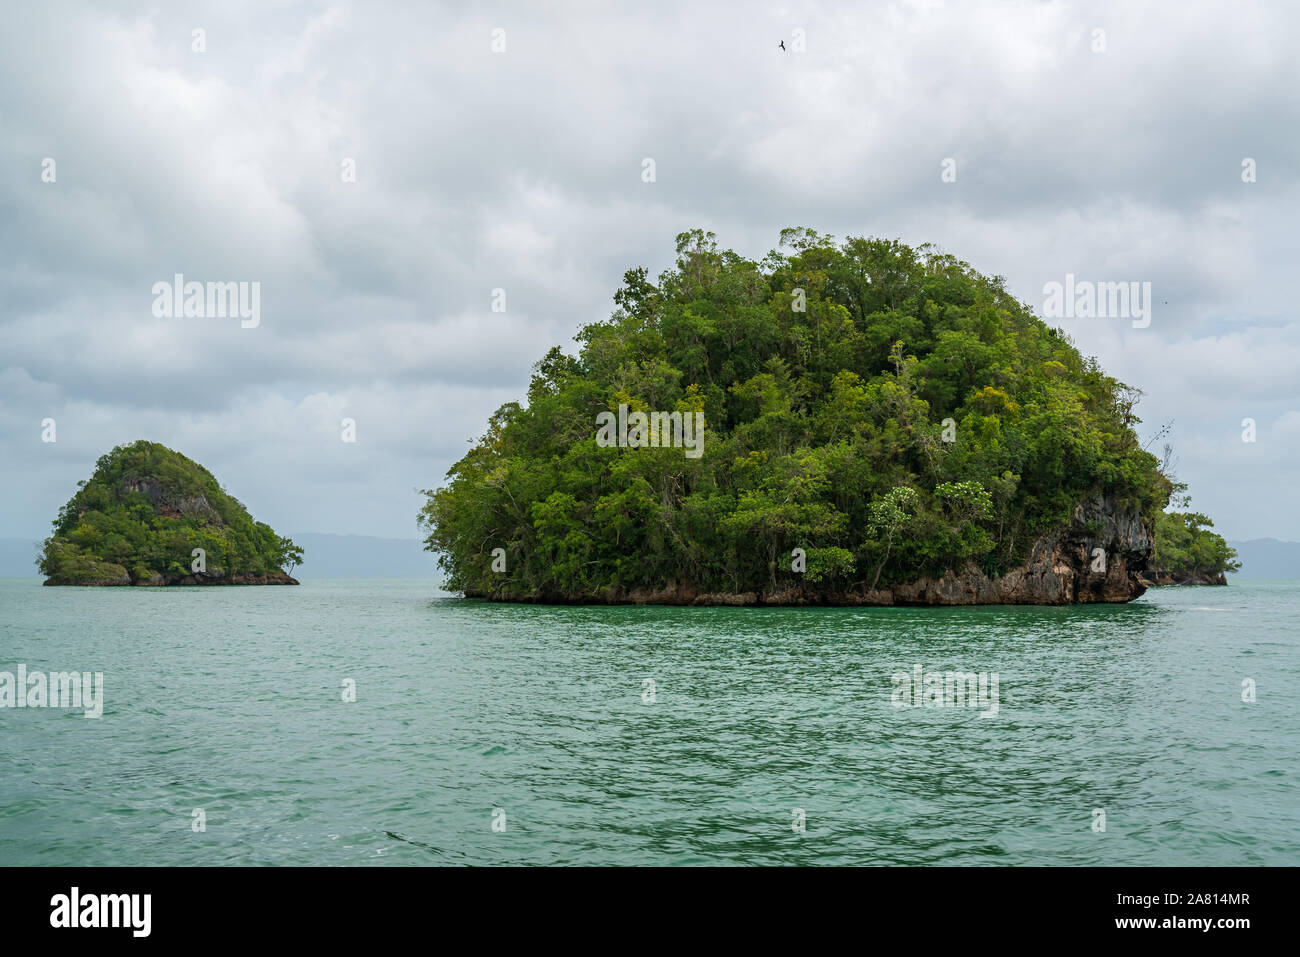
top-left (1226, 539), bottom-right (1300, 579)
top-left (283, 533), bottom-right (435, 578)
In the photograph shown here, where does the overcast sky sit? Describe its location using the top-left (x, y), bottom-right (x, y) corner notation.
top-left (1, 0), bottom-right (1297, 544)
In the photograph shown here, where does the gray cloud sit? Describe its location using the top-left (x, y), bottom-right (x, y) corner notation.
top-left (1, 0), bottom-right (1297, 542)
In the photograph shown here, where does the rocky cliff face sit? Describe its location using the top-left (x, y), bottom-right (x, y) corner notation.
top-left (468, 493), bottom-right (1153, 606)
top-left (881, 493), bottom-right (1152, 605)
top-left (120, 475), bottom-right (223, 524)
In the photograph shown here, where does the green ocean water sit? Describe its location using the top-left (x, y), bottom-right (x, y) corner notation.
top-left (0, 577), bottom-right (1295, 866)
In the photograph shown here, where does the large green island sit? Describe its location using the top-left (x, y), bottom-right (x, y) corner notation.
top-left (421, 228), bottom-right (1232, 605)
top-left (39, 440), bottom-right (302, 586)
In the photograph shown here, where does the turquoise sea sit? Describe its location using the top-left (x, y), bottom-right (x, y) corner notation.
top-left (0, 578), bottom-right (1295, 866)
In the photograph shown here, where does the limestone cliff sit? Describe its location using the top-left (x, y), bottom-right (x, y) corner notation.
top-left (879, 493), bottom-right (1151, 605)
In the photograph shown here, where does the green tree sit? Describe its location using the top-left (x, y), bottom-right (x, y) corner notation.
top-left (867, 486), bottom-right (920, 589)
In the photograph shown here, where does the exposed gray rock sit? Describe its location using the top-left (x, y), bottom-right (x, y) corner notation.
top-left (119, 475), bottom-right (225, 525)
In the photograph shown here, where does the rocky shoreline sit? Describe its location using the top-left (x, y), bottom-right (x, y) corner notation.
top-left (465, 493), bottom-right (1156, 606)
top-left (1135, 570), bottom-right (1227, 587)
top-left (43, 569), bottom-right (299, 586)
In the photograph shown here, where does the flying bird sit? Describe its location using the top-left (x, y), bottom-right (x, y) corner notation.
top-left (779, 40), bottom-right (786, 51)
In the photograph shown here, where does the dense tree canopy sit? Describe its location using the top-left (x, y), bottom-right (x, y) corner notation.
top-left (420, 229), bottom-right (1171, 600)
top-left (1151, 510), bottom-right (1240, 581)
top-left (39, 440), bottom-right (301, 584)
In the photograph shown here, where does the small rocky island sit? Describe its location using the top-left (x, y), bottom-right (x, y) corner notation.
top-left (1138, 509), bottom-right (1239, 587)
top-left (39, 440), bottom-right (302, 586)
top-left (420, 228), bottom-right (1230, 606)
